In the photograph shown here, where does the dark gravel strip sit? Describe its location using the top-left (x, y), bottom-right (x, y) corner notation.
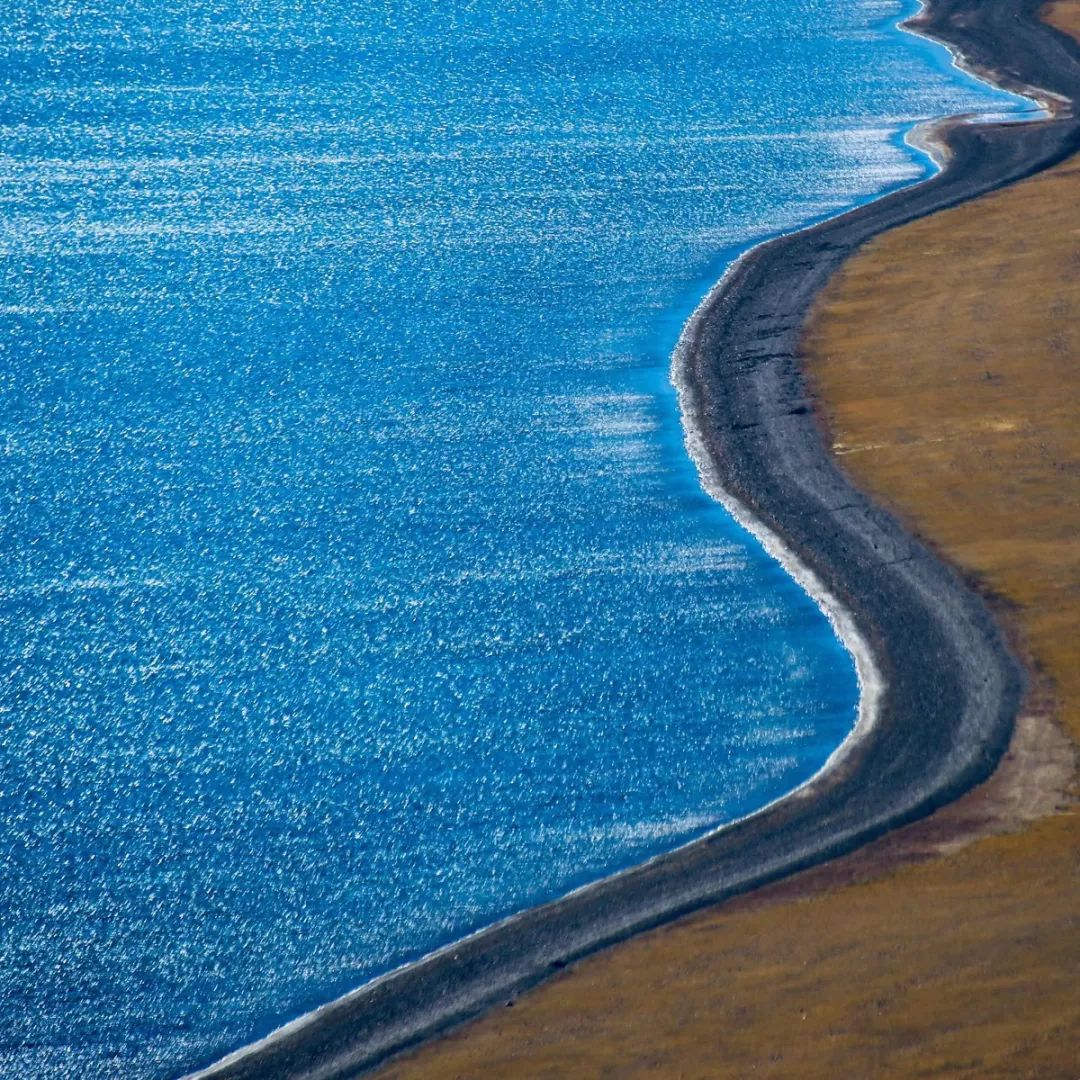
top-left (185, 3), bottom-right (1080, 1077)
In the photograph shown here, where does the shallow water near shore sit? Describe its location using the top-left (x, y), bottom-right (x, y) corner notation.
top-left (0, 2), bottom-right (1023, 1076)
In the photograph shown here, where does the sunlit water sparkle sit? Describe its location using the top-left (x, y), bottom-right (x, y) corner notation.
top-left (0, 1), bottom-right (1023, 1076)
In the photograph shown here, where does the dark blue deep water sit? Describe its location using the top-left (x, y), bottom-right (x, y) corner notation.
top-left (0, 1), bottom-right (1023, 1076)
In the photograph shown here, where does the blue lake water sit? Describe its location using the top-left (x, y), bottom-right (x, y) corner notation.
top-left (0, 1), bottom-right (1023, 1076)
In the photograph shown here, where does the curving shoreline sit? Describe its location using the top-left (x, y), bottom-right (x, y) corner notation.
top-left (186, 3), bottom-right (1080, 1079)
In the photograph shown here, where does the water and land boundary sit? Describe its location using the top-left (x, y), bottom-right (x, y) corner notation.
top-left (190, 2), bottom-right (1080, 1076)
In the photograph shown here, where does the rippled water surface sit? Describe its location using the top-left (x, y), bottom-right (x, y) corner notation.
top-left (0, 1), bottom-right (1022, 1075)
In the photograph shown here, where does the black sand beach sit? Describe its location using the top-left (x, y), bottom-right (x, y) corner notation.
top-left (187, 3), bottom-right (1080, 1078)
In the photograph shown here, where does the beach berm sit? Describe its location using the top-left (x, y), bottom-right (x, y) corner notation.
top-left (190, 1), bottom-right (1080, 1076)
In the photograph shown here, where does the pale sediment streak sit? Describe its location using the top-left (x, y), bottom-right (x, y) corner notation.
top-left (670, 259), bottom-right (884, 791)
top-left (902, 0), bottom-right (1063, 118)
top-left (666, 0), bottom-right (1054, 800)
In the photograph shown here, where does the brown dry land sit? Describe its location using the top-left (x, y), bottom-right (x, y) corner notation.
top-left (378, 9), bottom-right (1080, 1079)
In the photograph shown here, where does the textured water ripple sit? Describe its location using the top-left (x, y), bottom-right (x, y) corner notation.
top-left (0, 0), bottom-right (1022, 1076)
